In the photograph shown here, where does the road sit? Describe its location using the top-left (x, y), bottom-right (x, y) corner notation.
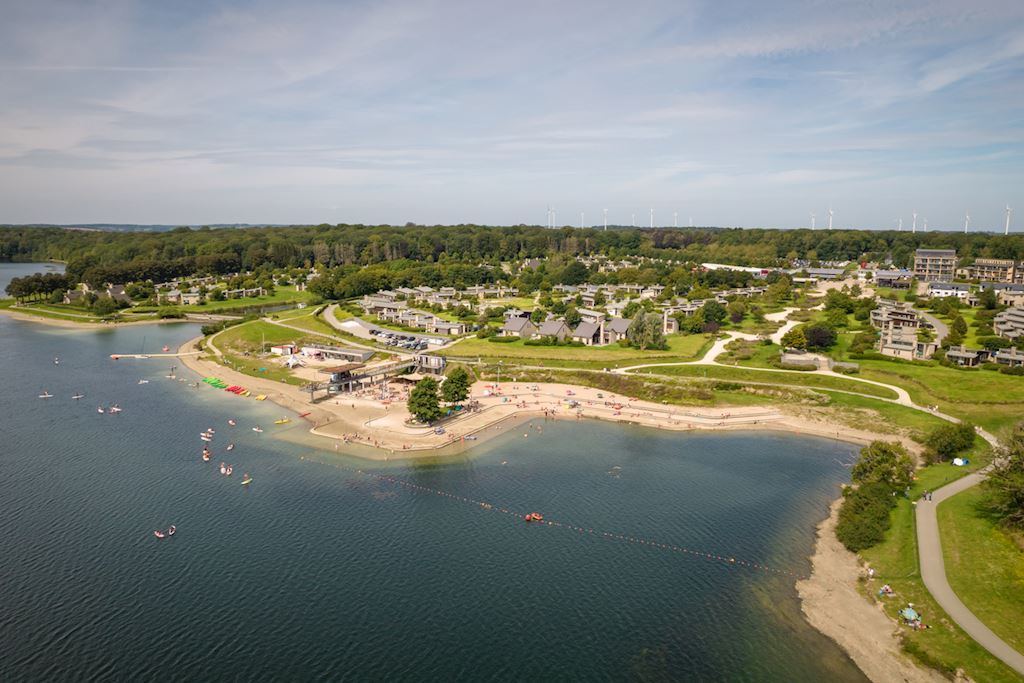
top-left (918, 310), bottom-right (949, 344)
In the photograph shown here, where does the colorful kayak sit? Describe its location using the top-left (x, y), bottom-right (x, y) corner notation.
top-left (274, 418), bottom-right (291, 425)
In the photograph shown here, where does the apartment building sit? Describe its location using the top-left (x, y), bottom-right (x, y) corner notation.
top-left (913, 249), bottom-right (957, 283)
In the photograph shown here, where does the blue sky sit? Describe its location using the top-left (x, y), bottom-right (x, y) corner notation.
top-left (1, 0), bottom-right (1022, 229)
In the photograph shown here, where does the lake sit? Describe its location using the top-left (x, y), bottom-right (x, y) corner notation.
top-left (0, 272), bottom-right (865, 680)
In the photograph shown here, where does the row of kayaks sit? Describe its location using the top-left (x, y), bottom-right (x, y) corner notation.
top-left (201, 378), bottom-right (266, 401)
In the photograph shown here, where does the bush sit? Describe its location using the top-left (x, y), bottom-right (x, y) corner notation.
top-left (924, 422), bottom-right (975, 462)
top-left (157, 307), bottom-right (185, 319)
top-left (487, 336), bottom-right (519, 343)
top-left (835, 482), bottom-right (897, 552)
top-left (999, 365), bottom-right (1024, 376)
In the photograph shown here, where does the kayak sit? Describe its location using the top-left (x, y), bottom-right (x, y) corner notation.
top-left (274, 419), bottom-right (291, 425)
top-left (241, 478), bottom-right (253, 486)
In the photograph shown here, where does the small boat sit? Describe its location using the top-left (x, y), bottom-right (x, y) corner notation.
top-left (219, 463), bottom-right (226, 475)
top-left (225, 466), bottom-right (233, 476)
top-left (252, 426), bottom-right (263, 433)
top-left (206, 428), bottom-right (216, 434)
top-left (202, 449), bottom-right (211, 462)
top-left (138, 379), bottom-right (149, 385)
top-left (38, 392), bottom-right (53, 399)
top-left (254, 395), bottom-right (267, 401)
top-left (226, 443), bottom-right (235, 451)
top-left (97, 407), bottom-right (105, 414)
top-left (241, 475), bottom-right (253, 486)
top-left (298, 412), bottom-right (311, 418)
top-left (274, 418), bottom-right (291, 425)
top-left (110, 405), bottom-right (122, 413)
top-left (54, 357), bottom-right (60, 365)
top-left (162, 345), bottom-right (170, 353)
top-left (154, 529), bottom-right (166, 539)
top-left (228, 419), bottom-right (237, 426)
top-left (72, 393), bottom-right (85, 400)
top-left (201, 435), bottom-right (212, 442)
top-left (525, 513), bottom-right (544, 522)
top-left (167, 525), bottom-right (176, 536)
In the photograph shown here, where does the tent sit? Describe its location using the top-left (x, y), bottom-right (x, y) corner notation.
top-left (901, 607), bottom-right (919, 622)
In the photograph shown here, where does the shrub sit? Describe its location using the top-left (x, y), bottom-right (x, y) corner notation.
top-left (156, 307), bottom-right (185, 319)
top-left (487, 336), bottom-right (519, 343)
top-left (835, 482), bottom-right (897, 552)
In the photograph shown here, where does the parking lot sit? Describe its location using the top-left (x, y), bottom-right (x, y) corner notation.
top-left (334, 316), bottom-right (450, 350)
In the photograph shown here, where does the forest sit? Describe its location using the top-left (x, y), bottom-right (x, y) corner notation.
top-left (2, 224), bottom-right (1023, 290)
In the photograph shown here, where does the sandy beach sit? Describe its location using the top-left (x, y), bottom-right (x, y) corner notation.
top-left (798, 500), bottom-right (948, 683)
top-left (174, 335), bottom-right (922, 460)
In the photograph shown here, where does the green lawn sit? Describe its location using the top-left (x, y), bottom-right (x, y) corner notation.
top-left (438, 333), bottom-right (713, 369)
top-left (816, 392), bottom-right (949, 436)
top-left (856, 360), bottom-right (1024, 434)
top-left (857, 448), bottom-right (1021, 682)
top-left (641, 364), bottom-right (900, 400)
top-left (938, 486), bottom-right (1024, 655)
top-left (215, 319), bottom-right (315, 352)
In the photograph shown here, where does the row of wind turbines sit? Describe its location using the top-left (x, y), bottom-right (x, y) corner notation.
top-left (810, 205), bottom-right (1013, 234)
top-left (547, 206), bottom-right (694, 230)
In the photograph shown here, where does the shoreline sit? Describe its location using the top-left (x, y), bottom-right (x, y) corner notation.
top-left (0, 307), bottom-right (193, 329)
top-left (798, 499), bottom-right (947, 683)
top-left (178, 331), bottom-right (944, 681)
top-left (175, 336), bottom-right (922, 460)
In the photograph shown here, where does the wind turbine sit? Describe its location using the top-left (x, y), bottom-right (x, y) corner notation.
top-left (897, 218), bottom-right (903, 231)
top-left (551, 207), bottom-right (556, 228)
top-left (546, 205), bottom-right (551, 228)
top-left (580, 211), bottom-right (585, 229)
top-left (688, 216), bottom-right (693, 227)
top-left (827, 207), bottom-right (834, 230)
top-left (649, 208), bottom-right (654, 228)
top-left (631, 213), bottom-right (636, 227)
top-left (810, 212), bottom-right (816, 230)
top-left (1006, 205), bottom-right (1013, 235)
top-left (603, 208), bottom-right (608, 231)
top-left (673, 211), bottom-right (678, 228)
top-left (923, 217), bottom-right (928, 231)
top-left (912, 210), bottom-right (917, 234)
top-left (964, 212), bottom-right (970, 233)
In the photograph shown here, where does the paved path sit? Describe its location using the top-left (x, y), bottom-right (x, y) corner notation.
top-left (614, 312), bottom-right (1024, 672)
top-left (917, 470), bottom-right (1024, 676)
top-left (919, 310), bottom-right (950, 344)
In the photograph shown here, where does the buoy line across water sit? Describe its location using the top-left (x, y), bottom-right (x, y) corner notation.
top-left (298, 453), bottom-right (801, 579)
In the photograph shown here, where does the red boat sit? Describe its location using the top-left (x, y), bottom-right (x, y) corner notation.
top-left (525, 513), bottom-right (544, 522)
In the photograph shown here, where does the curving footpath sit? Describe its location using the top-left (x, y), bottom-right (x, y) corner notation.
top-left (618, 326), bottom-right (1024, 674)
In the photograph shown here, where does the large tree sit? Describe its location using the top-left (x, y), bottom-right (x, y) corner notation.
top-left (851, 441), bottom-right (914, 492)
top-left (982, 422), bottom-right (1024, 530)
top-left (408, 377), bottom-right (442, 423)
top-left (441, 367), bottom-right (471, 404)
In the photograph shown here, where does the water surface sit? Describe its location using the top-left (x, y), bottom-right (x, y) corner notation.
top-left (0, 298), bottom-right (865, 681)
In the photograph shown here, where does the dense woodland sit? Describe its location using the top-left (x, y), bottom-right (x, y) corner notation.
top-left (2, 224), bottom-right (1024, 293)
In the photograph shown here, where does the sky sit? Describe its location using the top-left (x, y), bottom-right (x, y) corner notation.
top-left (1, 0), bottom-right (1023, 230)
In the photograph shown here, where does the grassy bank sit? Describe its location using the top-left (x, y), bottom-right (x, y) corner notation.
top-left (857, 448), bottom-right (1023, 682)
top-left (937, 486), bottom-right (1024, 655)
top-left (438, 333), bottom-right (713, 369)
top-left (640, 364), bottom-right (900, 400)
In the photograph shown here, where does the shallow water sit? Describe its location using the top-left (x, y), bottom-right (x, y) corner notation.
top-left (0, 283), bottom-right (866, 681)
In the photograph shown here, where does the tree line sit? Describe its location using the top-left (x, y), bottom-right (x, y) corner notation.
top-left (3, 224), bottom-right (1024, 287)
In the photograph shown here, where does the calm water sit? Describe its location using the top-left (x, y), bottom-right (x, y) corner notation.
top-left (0, 261), bottom-right (65, 294)
top-left (0, 284), bottom-right (866, 680)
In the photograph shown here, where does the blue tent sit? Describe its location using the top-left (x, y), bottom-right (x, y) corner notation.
top-left (901, 607), bottom-right (919, 622)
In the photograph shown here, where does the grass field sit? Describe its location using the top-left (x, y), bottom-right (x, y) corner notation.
top-left (856, 360), bottom-right (1024, 434)
top-left (937, 486), bottom-right (1024, 655)
top-left (857, 447), bottom-right (1022, 683)
top-left (641, 364), bottom-right (900, 400)
top-left (438, 333), bottom-right (713, 369)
